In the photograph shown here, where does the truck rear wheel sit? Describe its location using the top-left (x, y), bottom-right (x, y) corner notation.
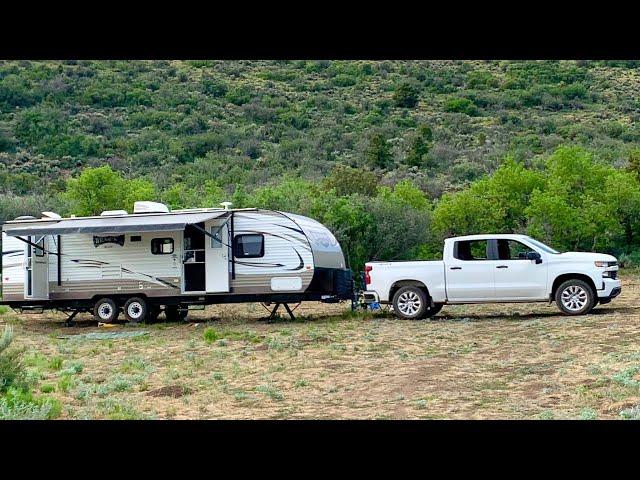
top-left (555, 279), bottom-right (596, 315)
top-left (124, 297), bottom-right (148, 323)
top-left (392, 286), bottom-right (430, 320)
top-left (93, 298), bottom-right (119, 323)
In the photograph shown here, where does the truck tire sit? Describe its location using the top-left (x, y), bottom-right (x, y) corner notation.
top-left (392, 286), bottom-right (430, 320)
top-left (555, 279), bottom-right (596, 316)
top-left (124, 297), bottom-right (148, 323)
top-left (165, 305), bottom-right (188, 322)
top-left (93, 298), bottom-right (119, 323)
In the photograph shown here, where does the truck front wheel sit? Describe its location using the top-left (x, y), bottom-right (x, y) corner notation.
top-left (555, 279), bottom-right (596, 315)
top-left (392, 286), bottom-right (431, 320)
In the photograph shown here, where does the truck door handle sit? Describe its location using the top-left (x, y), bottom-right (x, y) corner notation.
top-left (450, 266), bottom-right (462, 270)
top-left (496, 265), bottom-right (509, 269)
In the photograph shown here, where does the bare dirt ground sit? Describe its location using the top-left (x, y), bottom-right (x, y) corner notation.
top-left (3, 274), bottom-right (640, 420)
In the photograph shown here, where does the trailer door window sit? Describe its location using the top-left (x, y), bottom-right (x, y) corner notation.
top-left (35, 236), bottom-right (45, 257)
top-left (234, 234), bottom-right (264, 258)
top-left (151, 238), bottom-right (174, 255)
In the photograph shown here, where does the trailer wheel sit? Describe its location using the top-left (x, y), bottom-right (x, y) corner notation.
top-left (392, 286), bottom-right (429, 320)
top-left (93, 298), bottom-right (119, 323)
top-left (124, 297), bottom-right (148, 323)
top-left (165, 305), bottom-right (188, 322)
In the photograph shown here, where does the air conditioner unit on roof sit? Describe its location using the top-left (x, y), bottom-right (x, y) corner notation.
top-left (133, 201), bottom-right (170, 214)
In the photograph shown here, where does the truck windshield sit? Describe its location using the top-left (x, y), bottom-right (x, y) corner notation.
top-left (525, 237), bottom-right (560, 254)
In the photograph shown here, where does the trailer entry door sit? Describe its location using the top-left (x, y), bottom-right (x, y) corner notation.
top-left (205, 219), bottom-right (230, 293)
top-left (25, 235), bottom-right (49, 300)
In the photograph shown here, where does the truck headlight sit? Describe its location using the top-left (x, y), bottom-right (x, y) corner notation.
top-left (595, 261), bottom-right (617, 267)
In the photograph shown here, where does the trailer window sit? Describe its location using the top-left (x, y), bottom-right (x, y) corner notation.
top-left (234, 234), bottom-right (264, 258)
top-left (34, 237), bottom-right (45, 257)
top-left (151, 238), bottom-right (174, 255)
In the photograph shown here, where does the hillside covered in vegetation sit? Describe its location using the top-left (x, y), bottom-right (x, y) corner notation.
top-left (2, 60), bottom-right (640, 269)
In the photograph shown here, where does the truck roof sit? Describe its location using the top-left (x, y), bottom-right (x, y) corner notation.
top-left (445, 233), bottom-right (531, 242)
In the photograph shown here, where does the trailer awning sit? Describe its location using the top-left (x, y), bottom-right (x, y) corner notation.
top-left (3, 211), bottom-right (228, 237)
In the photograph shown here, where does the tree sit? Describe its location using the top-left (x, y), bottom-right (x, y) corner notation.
top-left (364, 133), bottom-right (393, 169)
top-left (525, 147), bottom-right (640, 252)
top-left (433, 158), bottom-right (545, 237)
top-left (405, 124), bottom-right (433, 168)
top-left (62, 165), bottom-right (156, 216)
top-left (393, 82), bottom-right (419, 108)
top-left (322, 164), bottom-right (378, 197)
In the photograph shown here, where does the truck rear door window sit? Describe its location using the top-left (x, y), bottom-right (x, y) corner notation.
top-left (454, 240), bottom-right (490, 260)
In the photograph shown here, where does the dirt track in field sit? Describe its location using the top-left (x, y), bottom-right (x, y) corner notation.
top-left (3, 275), bottom-right (640, 419)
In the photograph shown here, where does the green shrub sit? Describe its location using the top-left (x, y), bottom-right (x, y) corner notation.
top-left (444, 97), bottom-right (478, 116)
top-left (203, 328), bottom-right (220, 344)
top-left (0, 388), bottom-right (61, 420)
top-left (0, 326), bottom-right (28, 393)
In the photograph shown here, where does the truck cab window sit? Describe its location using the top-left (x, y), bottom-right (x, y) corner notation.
top-left (497, 239), bottom-right (536, 260)
top-left (454, 240), bottom-right (489, 260)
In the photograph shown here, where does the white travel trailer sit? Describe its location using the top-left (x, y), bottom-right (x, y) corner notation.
top-left (1, 202), bottom-right (353, 323)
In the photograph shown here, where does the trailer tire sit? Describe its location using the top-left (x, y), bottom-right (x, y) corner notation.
top-left (392, 286), bottom-right (429, 320)
top-left (165, 305), bottom-right (188, 322)
top-left (124, 297), bottom-right (148, 323)
top-left (93, 298), bottom-right (119, 323)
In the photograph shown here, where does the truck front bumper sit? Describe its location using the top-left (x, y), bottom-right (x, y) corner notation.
top-left (597, 278), bottom-right (622, 300)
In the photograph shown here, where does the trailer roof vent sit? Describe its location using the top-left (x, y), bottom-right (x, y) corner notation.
top-left (42, 211), bottom-right (62, 219)
top-left (100, 209), bottom-right (128, 216)
top-left (133, 201), bottom-right (170, 214)
top-left (220, 201), bottom-right (233, 210)
top-left (14, 215), bottom-right (36, 221)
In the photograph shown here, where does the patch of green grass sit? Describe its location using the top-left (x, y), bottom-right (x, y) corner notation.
top-left (255, 384), bottom-right (284, 401)
top-left (57, 375), bottom-right (74, 393)
top-left (48, 356), bottom-right (63, 371)
top-left (40, 383), bottom-right (55, 394)
top-left (119, 356), bottom-right (151, 374)
top-left (293, 379), bottom-right (309, 388)
top-left (538, 410), bottom-right (555, 420)
top-left (611, 366), bottom-right (640, 389)
top-left (0, 306), bottom-right (9, 315)
top-left (620, 404), bottom-right (640, 419)
top-left (100, 398), bottom-right (147, 420)
top-left (0, 388), bottom-right (61, 419)
top-left (415, 399), bottom-right (428, 410)
top-left (579, 408), bottom-right (598, 420)
top-left (203, 327), bottom-right (220, 344)
top-left (60, 361), bottom-right (84, 376)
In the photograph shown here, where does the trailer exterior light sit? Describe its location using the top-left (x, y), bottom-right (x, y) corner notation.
top-left (365, 265), bottom-right (372, 285)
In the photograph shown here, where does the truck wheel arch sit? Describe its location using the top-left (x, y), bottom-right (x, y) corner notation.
top-left (389, 280), bottom-right (430, 303)
top-left (550, 273), bottom-right (597, 300)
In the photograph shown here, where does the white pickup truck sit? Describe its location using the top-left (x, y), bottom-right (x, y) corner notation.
top-left (362, 234), bottom-right (621, 319)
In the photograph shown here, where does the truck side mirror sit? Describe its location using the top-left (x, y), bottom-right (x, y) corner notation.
top-left (527, 251), bottom-right (542, 264)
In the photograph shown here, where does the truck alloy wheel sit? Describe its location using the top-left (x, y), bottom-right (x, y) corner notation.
top-left (392, 286), bottom-right (429, 320)
top-left (124, 297), bottom-right (148, 323)
top-left (93, 298), bottom-right (119, 323)
top-left (555, 279), bottom-right (595, 315)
